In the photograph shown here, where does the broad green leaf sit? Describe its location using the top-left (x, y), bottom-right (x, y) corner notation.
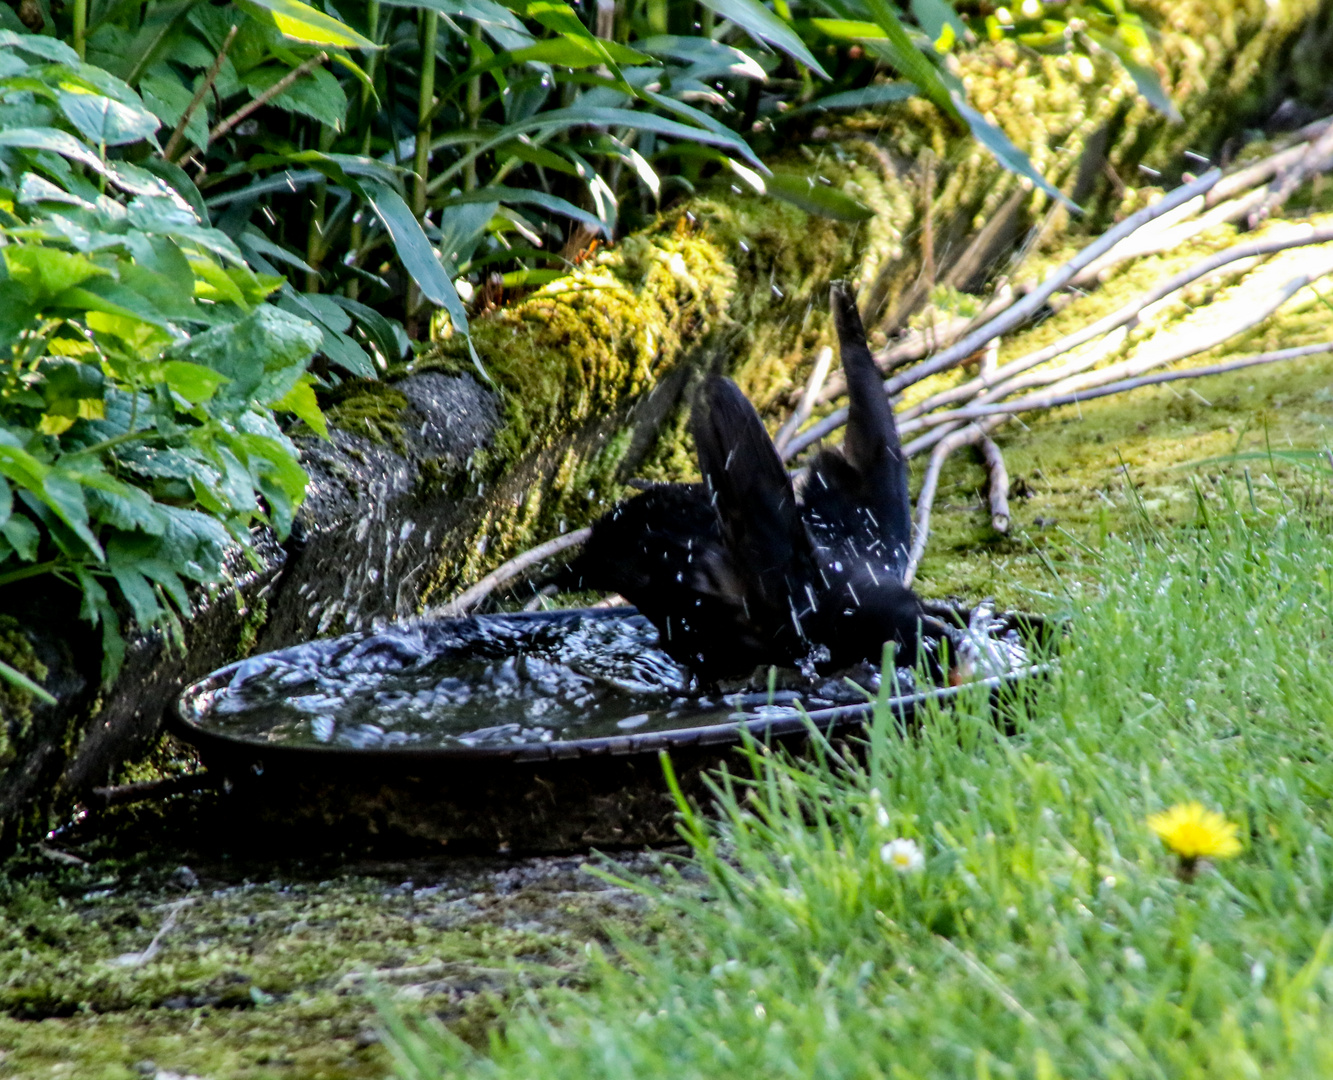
top-left (765, 172), bottom-right (876, 221)
top-left (361, 181), bottom-right (470, 336)
top-left (175, 305), bottom-right (321, 406)
top-left (695, 0), bottom-right (829, 79)
top-left (0, 125), bottom-right (108, 173)
top-left (276, 292), bottom-right (378, 378)
top-left (138, 71), bottom-right (210, 152)
top-left (38, 357), bottom-right (104, 408)
top-left (162, 360), bottom-right (230, 404)
top-left (434, 200), bottom-right (497, 271)
top-left (242, 0), bottom-right (378, 49)
top-left (0, 513), bottom-right (40, 562)
top-left (136, 558), bottom-right (191, 615)
top-left (274, 377), bottom-right (329, 439)
top-left (0, 441), bottom-right (48, 500)
top-left (241, 62), bottom-right (348, 128)
top-left (40, 470), bottom-right (105, 560)
top-left (57, 91), bottom-right (161, 147)
top-left (3, 245), bottom-right (105, 298)
top-left (79, 474), bottom-right (171, 534)
top-left (0, 29), bottom-right (80, 65)
top-left (106, 556), bottom-right (164, 630)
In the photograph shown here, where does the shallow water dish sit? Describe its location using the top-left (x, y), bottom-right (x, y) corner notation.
top-left (171, 607), bottom-right (1037, 852)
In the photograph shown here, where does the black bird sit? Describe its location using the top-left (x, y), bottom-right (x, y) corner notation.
top-left (561, 281), bottom-right (924, 678)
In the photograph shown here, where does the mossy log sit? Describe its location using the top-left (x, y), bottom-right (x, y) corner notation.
top-left (0, 0), bottom-right (1325, 850)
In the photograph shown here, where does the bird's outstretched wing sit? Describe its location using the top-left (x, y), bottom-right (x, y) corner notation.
top-left (826, 280), bottom-right (913, 576)
top-left (692, 376), bottom-right (812, 645)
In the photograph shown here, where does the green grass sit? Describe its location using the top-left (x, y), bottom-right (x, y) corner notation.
top-left (381, 482), bottom-right (1333, 1078)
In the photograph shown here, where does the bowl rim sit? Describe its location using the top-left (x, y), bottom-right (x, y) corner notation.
top-left (169, 606), bottom-right (1042, 766)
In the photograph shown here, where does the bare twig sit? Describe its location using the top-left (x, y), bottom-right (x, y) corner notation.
top-left (903, 342), bottom-right (1333, 429)
top-left (209, 52), bottom-right (328, 143)
top-left (436, 528), bottom-right (592, 616)
top-left (1250, 121), bottom-right (1333, 229)
top-left (110, 900), bottom-right (191, 968)
top-left (775, 346), bottom-right (834, 453)
top-left (903, 419), bottom-right (1004, 586)
top-left (902, 223), bottom-right (1333, 424)
top-left (781, 169), bottom-right (1222, 461)
top-left (162, 24), bottom-right (238, 163)
top-left (978, 437), bottom-right (1010, 533)
top-left (88, 772), bottom-right (213, 810)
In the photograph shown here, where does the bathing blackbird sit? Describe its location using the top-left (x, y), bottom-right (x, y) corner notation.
top-left (560, 281), bottom-right (924, 678)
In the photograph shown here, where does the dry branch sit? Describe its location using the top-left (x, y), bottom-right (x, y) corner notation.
top-left (209, 52), bottom-right (328, 143)
top-left (781, 169), bottom-right (1222, 460)
top-left (902, 223), bottom-right (1333, 425)
top-left (978, 437), bottom-right (1010, 534)
top-left (775, 346), bottom-right (834, 453)
top-left (1250, 121), bottom-right (1333, 229)
top-left (162, 24), bottom-right (238, 163)
top-left (903, 418), bottom-right (1005, 586)
top-left (903, 343), bottom-right (1333, 429)
top-left (435, 527), bottom-right (591, 616)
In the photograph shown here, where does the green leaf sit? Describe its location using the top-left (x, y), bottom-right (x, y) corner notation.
top-left (637, 35), bottom-right (767, 80)
top-left (949, 91), bottom-right (1076, 210)
top-left (57, 91), bottom-right (161, 147)
top-left (765, 172), bottom-right (875, 221)
top-left (3, 245), bottom-right (106, 299)
top-left (799, 81), bottom-right (916, 113)
top-left (910, 0), bottom-right (967, 46)
top-left (326, 295), bottom-right (406, 364)
top-left (162, 360), bottom-right (230, 404)
top-left (274, 377), bottom-right (329, 439)
top-left (361, 181), bottom-right (471, 337)
top-left (40, 470), bottom-right (105, 560)
top-left (139, 71), bottom-right (210, 153)
top-left (694, 0), bottom-right (829, 79)
top-left (241, 62), bottom-right (348, 128)
top-left (78, 473), bottom-right (171, 534)
top-left (173, 305), bottom-right (321, 406)
top-left (106, 555), bottom-right (164, 630)
top-left (0, 659), bottom-right (56, 706)
top-left (444, 186), bottom-right (607, 236)
top-left (0, 29), bottom-right (80, 65)
top-left (1, 513), bottom-right (40, 562)
top-left (0, 125), bottom-right (107, 172)
top-left (241, 0), bottom-right (378, 49)
top-left (809, 18), bottom-right (888, 40)
top-left (1086, 28), bottom-right (1180, 123)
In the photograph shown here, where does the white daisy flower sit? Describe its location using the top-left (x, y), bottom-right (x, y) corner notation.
top-left (880, 838), bottom-right (925, 874)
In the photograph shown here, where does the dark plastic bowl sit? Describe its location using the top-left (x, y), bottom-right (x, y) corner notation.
top-left (168, 607), bottom-right (1040, 853)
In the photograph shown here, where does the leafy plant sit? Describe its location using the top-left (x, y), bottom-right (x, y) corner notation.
top-left (16, 0), bottom-right (1178, 364)
top-left (0, 31), bottom-right (324, 683)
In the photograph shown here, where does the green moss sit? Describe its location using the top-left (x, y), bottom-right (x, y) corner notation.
top-left (323, 382), bottom-right (411, 456)
top-left (0, 616), bottom-right (48, 768)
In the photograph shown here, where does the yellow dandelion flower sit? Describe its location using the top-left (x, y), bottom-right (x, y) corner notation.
top-left (1147, 802), bottom-right (1242, 861)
